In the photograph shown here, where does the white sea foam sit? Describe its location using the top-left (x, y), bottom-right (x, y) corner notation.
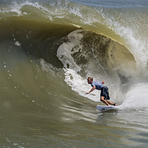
top-left (120, 83), bottom-right (148, 110)
top-left (0, 1), bottom-right (50, 17)
top-left (14, 41), bottom-right (21, 47)
top-left (64, 68), bottom-right (100, 101)
top-left (57, 29), bottom-right (83, 71)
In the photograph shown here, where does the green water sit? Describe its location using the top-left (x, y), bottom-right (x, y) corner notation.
top-left (1, 0), bottom-right (148, 147)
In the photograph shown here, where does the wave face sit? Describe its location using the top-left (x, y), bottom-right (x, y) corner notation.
top-left (1, 0), bottom-right (148, 147)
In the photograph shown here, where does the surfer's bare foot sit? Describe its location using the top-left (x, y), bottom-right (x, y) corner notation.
top-left (114, 103), bottom-right (117, 106)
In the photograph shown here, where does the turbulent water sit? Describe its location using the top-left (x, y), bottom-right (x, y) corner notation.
top-left (1, 0), bottom-right (148, 147)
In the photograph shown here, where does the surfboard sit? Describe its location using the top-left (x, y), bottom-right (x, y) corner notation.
top-left (97, 105), bottom-right (117, 112)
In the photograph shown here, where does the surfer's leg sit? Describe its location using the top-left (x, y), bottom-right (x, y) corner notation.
top-left (107, 101), bottom-right (118, 106)
top-left (100, 96), bottom-right (110, 106)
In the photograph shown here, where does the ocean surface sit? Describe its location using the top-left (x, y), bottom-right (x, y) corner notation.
top-left (1, 0), bottom-right (148, 147)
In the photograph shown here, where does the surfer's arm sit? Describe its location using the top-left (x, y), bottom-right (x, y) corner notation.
top-left (102, 81), bottom-right (104, 84)
top-left (86, 86), bottom-right (96, 94)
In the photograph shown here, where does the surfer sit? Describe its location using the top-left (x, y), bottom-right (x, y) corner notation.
top-left (86, 77), bottom-right (117, 106)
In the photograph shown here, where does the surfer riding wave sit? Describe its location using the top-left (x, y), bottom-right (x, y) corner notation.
top-left (86, 77), bottom-right (117, 106)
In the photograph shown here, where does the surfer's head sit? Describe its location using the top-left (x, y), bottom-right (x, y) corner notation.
top-left (87, 77), bottom-right (93, 84)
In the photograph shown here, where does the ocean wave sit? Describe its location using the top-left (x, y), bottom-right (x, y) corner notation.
top-left (1, 0), bottom-right (148, 103)
top-left (1, 2), bottom-right (148, 146)
top-left (1, 0), bottom-right (148, 69)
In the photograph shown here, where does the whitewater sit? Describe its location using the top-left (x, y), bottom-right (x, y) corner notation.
top-left (0, 0), bottom-right (148, 147)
